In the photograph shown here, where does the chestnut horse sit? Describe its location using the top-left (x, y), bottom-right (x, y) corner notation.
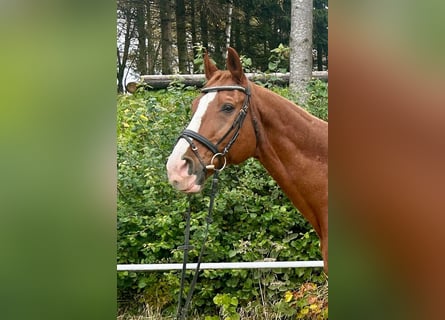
top-left (166, 48), bottom-right (328, 272)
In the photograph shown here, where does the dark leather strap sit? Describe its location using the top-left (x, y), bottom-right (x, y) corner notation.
top-left (201, 85), bottom-right (246, 93)
top-left (180, 129), bottom-right (220, 155)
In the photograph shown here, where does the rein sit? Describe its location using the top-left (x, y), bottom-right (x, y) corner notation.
top-left (175, 84), bottom-right (251, 319)
top-left (176, 171), bottom-right (219, 320)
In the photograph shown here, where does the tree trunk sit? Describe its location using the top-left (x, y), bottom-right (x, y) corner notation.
top-left (190, 0), bottom-right (197, 71)
top-left (244, 10), bottom-right (251, 56)
top-left (289, 0), bottom-right (313, 105)
top-left (199, 0), bottom-right (208, 49)
top-left (317, 42), bottom-right (323, 71)
top-left (225, 0), bottom-right (233, 56)
top-left (176, 0), bottom-right (188, 73)
top-left (233, 14), bottom-right (242, 52)
top-left (117, 48), bottom-right (125, 93)
top-left (135, 3), bottom-right (147, 75)
top-left (146, 0), bottom-right (155, 74)
top-left (117, 8), bottom-right (133, 93)
top-left (213, 28), bottom-right (223, 67)
top-left (160, 0), bottom-right (173, 74)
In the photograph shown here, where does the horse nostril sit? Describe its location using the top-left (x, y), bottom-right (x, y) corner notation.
top-left (182, 157), bottom-right (194, 175)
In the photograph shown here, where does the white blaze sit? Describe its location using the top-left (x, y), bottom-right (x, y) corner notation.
top-left (188, 91), bottom-right (217, 132)
top-left (166, 92), bottom-right (217, 188)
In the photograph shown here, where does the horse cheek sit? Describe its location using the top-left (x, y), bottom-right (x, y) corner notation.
top-left (230, 138), bottom-right (256, 165)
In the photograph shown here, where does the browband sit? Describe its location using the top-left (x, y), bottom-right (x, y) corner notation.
top-left (201, 85), bottom-right (247, 94)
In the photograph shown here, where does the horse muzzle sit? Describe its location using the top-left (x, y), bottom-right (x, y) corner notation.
top-left (166, 156), bottom-right (205, 193)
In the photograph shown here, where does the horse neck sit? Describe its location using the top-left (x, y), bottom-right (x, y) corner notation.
top-left (249, 84), bottom-right (328, 211)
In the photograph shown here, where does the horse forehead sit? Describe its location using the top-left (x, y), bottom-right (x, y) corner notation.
top-left (187, 91), bottom-right (217, 131)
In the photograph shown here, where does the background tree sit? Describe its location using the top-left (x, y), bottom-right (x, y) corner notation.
top-left (225, 0), bottom-right (234, 56)
top-left (199, 0), bottom-right (209, 51)
top-left (175, 0), bottom-right (188, 73)
top-left (190, 0), bottom-right (198, 71)
top-left (135, 0), bottom-right (147, 75)
top-left (116, 0), bottom-right (327, 87)
top-left (313, 0), bottom-right (328, 71)
top-left (289, 0), bottom-right (313, 104)
top-left (117, 0), bottom-right (137, 93)
top-left (160, 0), bottom-right (174, 74)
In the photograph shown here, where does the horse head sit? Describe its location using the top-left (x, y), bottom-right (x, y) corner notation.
top-left (166, 47), bottom-right (257, 193)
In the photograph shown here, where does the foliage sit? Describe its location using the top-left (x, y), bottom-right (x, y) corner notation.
top-left (117, 83), bottom-right (328, 317)
top-left (251, 44), bottom-right (293, 89)
top-left (276, 281), bottom-right (328, 319)
top-left (267, 43), bottom-right (290, 73)
top-left (239, 55), bottom-right (253, 73)
top-left (305, 80), bottom-right (329, 121)
top-left (205, 293), bottom-right (240, 320)
top-left (193, 43), bottom-right (252, 74)
top-left (269, 80), bottom-right (328, 122)
top-left (193, 44), bottom-right (212, 74)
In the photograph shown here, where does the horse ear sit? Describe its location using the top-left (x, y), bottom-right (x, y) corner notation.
top-left (204, 51), bottom-right (218, 80)
top-left (226, 47), bottom-right (246, 84)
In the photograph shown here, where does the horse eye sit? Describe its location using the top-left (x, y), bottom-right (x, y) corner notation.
top-left (221, 103), bottom-right (235, 113)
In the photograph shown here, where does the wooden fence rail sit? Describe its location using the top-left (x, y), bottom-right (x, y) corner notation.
top-left (126, 71), bottom-right (327, 93)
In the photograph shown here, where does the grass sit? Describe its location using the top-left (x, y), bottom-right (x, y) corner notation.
top-left (117, 280), bottom-right (328, 319)
top-left (117, 304), bottom-right (286, 320)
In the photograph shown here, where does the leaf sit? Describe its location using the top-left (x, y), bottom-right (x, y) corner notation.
top-left (283, 233), bottom-right (299, 243)
top-left (284, 291), bottom-right (293, 303)
top-left (309, 303), bottom-right (319, 311)
top-left (307, 295), bottom-right (318, 305)
top-left (213, 294), bottom-right (221, 305)
top-left (268, 61), bottom-right (278, 70)
top-left (228, 250), bottom-right (237, 258)
top-left (137, 279), bottom-right (147, 289)
top-left (221, 294), bottom-right (232, 306)
top-left (300, 307), bottom-right (309, 315)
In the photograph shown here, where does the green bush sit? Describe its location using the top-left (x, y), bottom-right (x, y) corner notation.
top-left (117, 83), bottom-right (327, 317)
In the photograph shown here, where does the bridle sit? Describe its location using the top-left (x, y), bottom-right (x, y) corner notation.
top-left (178, 84), bottom-right (251, 172)
top-left (175, 84), bottom-right (251, 320)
